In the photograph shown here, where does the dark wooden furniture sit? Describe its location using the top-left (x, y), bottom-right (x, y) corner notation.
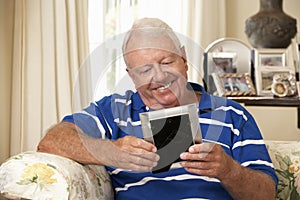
top-left (228, 96), bottom-right (300, 128)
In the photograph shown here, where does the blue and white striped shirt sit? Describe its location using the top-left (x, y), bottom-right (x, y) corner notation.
top-left (63, 82), bottom-right (278, 200)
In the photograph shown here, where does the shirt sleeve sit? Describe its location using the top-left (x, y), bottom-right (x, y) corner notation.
top-left (231, 106), bottom-right (279, 187)
top-left (62, 98), bottom-right (112, 139)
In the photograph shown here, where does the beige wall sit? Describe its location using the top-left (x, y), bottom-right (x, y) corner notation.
top-left (0, 0), bottom-right (14, 163)
top-left (226, 0), bottom-right (300, 141)
top-left (246, 106), bottom-right (300, 141)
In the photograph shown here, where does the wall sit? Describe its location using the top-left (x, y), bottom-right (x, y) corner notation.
top-left (226, 0), bottom-right (300, 141)
top-left (246, 106), bottom-right (300, 140)
top-left (0, 0), bottom-right (14, 163)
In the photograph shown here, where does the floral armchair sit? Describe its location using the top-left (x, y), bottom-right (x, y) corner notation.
top-left (0, 140), bottom-right (299, 200)
top-left (0, 152), bottom-right (114, 199)
top-left (265, 140), bottom-right (300, 200)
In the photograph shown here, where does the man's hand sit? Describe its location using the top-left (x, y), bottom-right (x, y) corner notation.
top-left (86, 136), bottom-right (160, 172)
top-left (179, 142), bottom-right (276, 200)
top-left (38, 123), bottom-right (159, 172)
top-left (179, 142), bottom-right (234, 180)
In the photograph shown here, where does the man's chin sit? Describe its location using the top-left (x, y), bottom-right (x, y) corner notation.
top-left (149, 104), bottom-right (165, 110)
top-left (150, 98), bottom-right (179, 110)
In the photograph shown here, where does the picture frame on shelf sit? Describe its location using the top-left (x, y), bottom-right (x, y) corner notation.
top-left (203, 38), bottom-right (252, 94)
top-left (204, 52), bottom-right (238, 94)
top-left (255, 66), bottom-right (295, 96)
top-left (291, 40), bottom-right (300, 80)
top-left (212, 73), bottom-right (256, 97)
top-left (210, 52), bottom-right (237, 73)
top-left (254, 48), bottom-right (287, 67)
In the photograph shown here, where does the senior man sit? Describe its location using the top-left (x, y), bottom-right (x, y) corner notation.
top-left (38, 18), bottom-right (277, 199)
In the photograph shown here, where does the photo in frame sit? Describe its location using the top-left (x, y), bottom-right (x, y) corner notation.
top-left (211, 73), bottom-right (256, 97)
top-left (254, 48), bottom-right (287, 67)
top-left (209, 52), bottom-right (237, 73)
top-left (255, 66), bottom-right (295, 96)
top-left (204, 52), bottom-right (238, 94)
top-left (203, 38), bottom-right (252, 95)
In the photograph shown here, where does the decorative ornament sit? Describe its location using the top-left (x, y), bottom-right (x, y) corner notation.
top-left (245, 0), bottom-right (297, 48)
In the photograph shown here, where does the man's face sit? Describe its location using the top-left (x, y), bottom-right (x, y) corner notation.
top-left (126, 47), bottom-right (189, 110)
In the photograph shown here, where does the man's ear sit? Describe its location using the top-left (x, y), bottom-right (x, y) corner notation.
top-left (126, 68), bottom-right (136, 81)
top-left (180, 46), bottom-right (187, 62)
top-left (126, 67), bottom-right (133, 78)
top-left (126, 68), bottom-right (139, 89)
top-left (180, 46), bottom-right (188, 71)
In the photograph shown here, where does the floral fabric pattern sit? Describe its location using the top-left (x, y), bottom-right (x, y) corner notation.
top-left (18, 163), bottom-right (57, 191)
top-left (265, 140), bottom-right (300, 200)
top-left (0, 151), bottom-right (114, 200)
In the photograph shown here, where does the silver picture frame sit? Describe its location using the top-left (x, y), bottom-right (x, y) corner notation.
top-left (210, 52), bottom-right (237, 74)
top-left (139, 103), bottom-right (201, 173)
top-left (254, 48), bottom-right (288, 67)
top-left (203, 37), bottom-right (252, 94)
top-left (255, 66), bottom-right (295, 96)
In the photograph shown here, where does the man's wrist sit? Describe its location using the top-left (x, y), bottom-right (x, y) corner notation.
top-left (219, 159), bottom-right (243, 183)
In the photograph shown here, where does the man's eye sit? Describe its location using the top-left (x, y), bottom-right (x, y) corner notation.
top-left (161, 61), bottom-right (173, 65)
top-left (138, 67), bottom-right (152, 76)
top-left (142, 68), bottom-right (151, 74)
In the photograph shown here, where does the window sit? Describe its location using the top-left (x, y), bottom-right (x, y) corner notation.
top-left (88, 0), bottom-right (205, 99)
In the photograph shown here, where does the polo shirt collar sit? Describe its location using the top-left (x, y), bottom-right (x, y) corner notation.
top-left (131, 92), bottom-right (146, 111)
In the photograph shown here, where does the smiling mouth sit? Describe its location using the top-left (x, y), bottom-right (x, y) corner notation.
top-left (157, 81), bottom-right (173, 92)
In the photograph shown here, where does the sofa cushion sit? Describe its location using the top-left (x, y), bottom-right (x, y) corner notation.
top-left (265, 140), bottom-right (300, 200)
top-left (0, 151), bottom-right (114, 200)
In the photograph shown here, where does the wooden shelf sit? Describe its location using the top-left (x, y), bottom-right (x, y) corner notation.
top-left (229, 96), bottom-right (300, 107)
top-left (228, 96), bottom-right (300, 128)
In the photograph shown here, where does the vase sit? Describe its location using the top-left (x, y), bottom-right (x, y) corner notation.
top-left (245, 0), bottom-right (297, 48)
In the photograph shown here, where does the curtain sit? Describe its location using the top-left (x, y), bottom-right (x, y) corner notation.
top-left (9, 0), bottom-right (90, 156)
top-left (181, 0), bottom-right (227, 83)
top-left (0, 0), bottom-right (14, 164)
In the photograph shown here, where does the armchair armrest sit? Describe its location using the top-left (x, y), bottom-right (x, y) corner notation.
top-left (0, 151), bottom-right (114, 200)
top-left (265, 140), bottom-right (300, 200)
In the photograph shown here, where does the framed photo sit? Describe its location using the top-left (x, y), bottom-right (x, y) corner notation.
top-left (204, 52), bottom-right (238, 94)
top-left (212, 73), bottom-right (256, 97)
top-left (139, 104), bottom-right (201, 173)
top-left (254, 48), bottom-right (287, 67)
top-left (255, 66), bottom-right (295, 96)
top-left (203, 38), bottom-right (252, 94)
top-left (210, 52), bottom-right (237, 73)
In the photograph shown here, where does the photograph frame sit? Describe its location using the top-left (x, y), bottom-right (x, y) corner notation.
top-left (212, 73), bottom-right (256, 97)
top-left (203, 38), bottom-right (252, 95)
top-left (255, 66), bottom-right (295, 96)
top-left (209, 52), bottom-right (238, 74)
top-left (254, 48), bottom-right (288, 67)
top-left (204, 51), bottom-right (238, 94)
top-left (139, 104), bottom-right (202, 173)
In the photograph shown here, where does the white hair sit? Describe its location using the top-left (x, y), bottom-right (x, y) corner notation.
top-left (122, 18), bottom-right (182, 62)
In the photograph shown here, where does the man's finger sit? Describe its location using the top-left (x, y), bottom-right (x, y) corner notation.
top-left (131, 137), bottom-right (157, 152)
top-left (126, 153), bottom-right (158, 168)
top-left (189, 142), bottom-right (217, 153)
top-left (180, 151), bottom-right (210, 161)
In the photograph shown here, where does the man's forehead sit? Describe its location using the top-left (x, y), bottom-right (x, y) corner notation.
top-left (124, 29), bottom-right (181, 55)
top-left (126, 47), bottom-right (178, 57)
top-left (125, 48), bottom-right (178, 68)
